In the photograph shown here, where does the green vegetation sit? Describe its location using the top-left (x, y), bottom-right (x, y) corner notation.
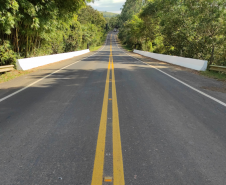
top-left (0, 0), bottom-right (107, 67)
top-left (120, 41), bottom-right (133, 52)
top-left (100, 11), bottom-right (118, 18)
top-left (90, 32), bottom-right (108, 51)
top-left (121, 44), bottom-right (133, 52)
top-left (90, 45), bottom-right (102, 52)
top-left (0, 32), bottom-right (105, 84)
top-left (0, 68), bottom-right (37, 84)
top-left (117, 0), bottom-right (226, 67)
top-left (102, 12), bottom-right (119, 30)
top-left (199, 71), bottom-right (226, 81)
top-left (104, 15), bottom-right (120, 32)
top-left (0, 39), bottom-right (17, 66)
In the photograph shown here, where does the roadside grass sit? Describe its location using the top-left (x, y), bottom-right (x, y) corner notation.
top-left (116, 37), bottom-right (133, 52)
top-left (0, 69), bottom-right (36, 84)
top-left (121, 44), bottom-right (133, 52)
top-left (90, 32), bottom-right (109, 52)
top-left (90, 45), bottom-right (103, 51)
top-left (199, 70), bottom-right (226, 81)
top-left (89, 39), bottom-right (106, 51)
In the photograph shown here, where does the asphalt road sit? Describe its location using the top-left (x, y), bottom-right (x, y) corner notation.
top-left (0, 32), bottom-right (226, 185)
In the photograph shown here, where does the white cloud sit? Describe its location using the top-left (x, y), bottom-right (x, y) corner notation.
top-left (112, 0), bottom-right (125, 3)
top-left (88, 0), bottom-right (126, 13)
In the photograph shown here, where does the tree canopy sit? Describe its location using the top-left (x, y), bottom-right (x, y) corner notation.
top-left (0, 0), bottom-right (107, 66)
top-left (118, 0), bottom-right (226, 66)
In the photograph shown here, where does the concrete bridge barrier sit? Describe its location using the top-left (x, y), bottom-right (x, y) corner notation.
top-left (16, 49), bottom-right (90, 70)
top-left (133, 49), bottom-right (207, 71)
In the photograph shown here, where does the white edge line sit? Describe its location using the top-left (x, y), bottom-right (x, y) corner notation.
top-left (0, 38), bottom-right (108, 103)
top-left (113, 35), bottom-right (226, 108)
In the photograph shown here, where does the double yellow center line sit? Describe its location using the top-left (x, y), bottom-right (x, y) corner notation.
top-left (91, 35), bottom-right (125, 185)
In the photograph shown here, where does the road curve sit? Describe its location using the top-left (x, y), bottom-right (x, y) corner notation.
top-left (0, 32), bottom-right (226, 185)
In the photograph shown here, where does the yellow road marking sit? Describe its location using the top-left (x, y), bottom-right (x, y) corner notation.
top-left (111, 37), bottom-right (125, 185)
top-left (91, 34), bottom-right (125, 185)
top-left (91, 58), bottom-right (111, 185)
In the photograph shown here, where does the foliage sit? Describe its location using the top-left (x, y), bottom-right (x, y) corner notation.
top-left (78, 6), bottom-right (106, 48)
top-left (199, 70), bottom-right (226, 81)
top-left (119, 0), bottom-right (146, 25)
top-left (119, 0), bottom-right (226, 66)
top-left (0, 1), bottom-right (106, 66)
top-left (108, 15), bottom-right (120, 30)
top-left (0, 39), bottom-right (17, 66)
top-left (100, 11), bottom-right (118, 18)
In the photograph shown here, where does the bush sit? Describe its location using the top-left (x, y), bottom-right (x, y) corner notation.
top-left (0, 39), bottom-right (17, 66)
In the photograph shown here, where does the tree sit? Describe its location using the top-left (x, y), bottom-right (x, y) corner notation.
top-left (119, 0), bottom-right (226, 66)
top-left (0, 0), bottom-right (108, 66)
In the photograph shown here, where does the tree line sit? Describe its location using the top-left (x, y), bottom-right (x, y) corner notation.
top-left (0, 0), bottom-right (107, 66)
top-left (116, 0), bottom-right (226, 67)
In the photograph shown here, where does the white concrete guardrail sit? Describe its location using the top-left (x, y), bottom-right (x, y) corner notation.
top-left (133, 49), bottom-right (208, 71)
top-left (16, 49), bottom-right (90, 70)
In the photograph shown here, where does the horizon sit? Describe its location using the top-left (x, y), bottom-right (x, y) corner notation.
top-left (87, 0), bottom-right (126, 14)
top-left (99, 11), bottom-right (120, 14)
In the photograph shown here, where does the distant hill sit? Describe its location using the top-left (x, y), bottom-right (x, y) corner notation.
top-left (100, 11), bottom-right (119, 18)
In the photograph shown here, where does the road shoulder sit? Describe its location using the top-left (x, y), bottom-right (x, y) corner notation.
top-left (0, 51), bottom-right (93, 99)
top-left (117, 42), bottom-right (226, 105)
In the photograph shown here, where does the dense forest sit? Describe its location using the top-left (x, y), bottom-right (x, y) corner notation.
top-left (116, 0), bottom-right (226, 67)
top-left (101, 12), bottom-right (120, 31)
top-left (0, 0), bottom-right (107, 66)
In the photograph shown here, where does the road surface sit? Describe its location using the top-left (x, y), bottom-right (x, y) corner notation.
top-left (0, 33), bottom-right (226, 185)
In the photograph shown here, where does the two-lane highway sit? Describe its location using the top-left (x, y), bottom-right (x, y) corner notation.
top-left (0, 33), bottom-right (226, 185)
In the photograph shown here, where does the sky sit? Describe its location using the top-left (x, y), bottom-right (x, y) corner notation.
top-left (87, 0), bottom-right (126, 14)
